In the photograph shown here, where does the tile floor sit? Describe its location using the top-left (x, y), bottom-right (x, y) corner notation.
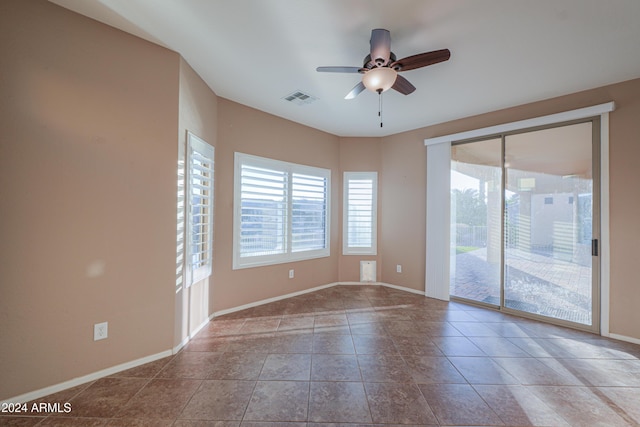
top-left (3, 285), bottom-right (640, 426)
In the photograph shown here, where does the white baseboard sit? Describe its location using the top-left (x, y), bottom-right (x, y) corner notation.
top-left (608, 332), bottom-right (640, 346)
top-left (338, 281), bottom-right (426, 296)
top-left (173, 316), bottom-right (210, 355)
top-left (1, 350), bottom-right (173, 405)
top-left (190, 317), bottom-right (211, 340)
top-left (378, 282), bottom-right (426, 296)
top-left (173, 336), bottom-right (190, 354)
top-left (212, 282), bottom-right (338, 317)
top-left (212, 281), bottom-right (427, 318)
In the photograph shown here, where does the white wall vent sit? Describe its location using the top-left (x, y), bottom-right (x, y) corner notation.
top-left (360, 260), bottom-right (376, 282)
top-left (282, 90), bottom-right (318, 106)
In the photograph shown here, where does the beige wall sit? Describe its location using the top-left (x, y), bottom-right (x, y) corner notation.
top-left (0, 1), bottom-right (180, 399)
top-left (378, 135), bottom-right (427, 289)
top-left (379, 78), bottom-right (640, 340)
top-left (213, 99), bottom-right (341, 311)
top-left (338, 138), bottom-right (383, 282)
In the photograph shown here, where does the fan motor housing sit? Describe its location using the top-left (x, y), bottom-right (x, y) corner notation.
top-left (363, 52), bottom-right (396, 69)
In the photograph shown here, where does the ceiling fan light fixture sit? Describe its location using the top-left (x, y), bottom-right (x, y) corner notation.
top-left (362, 67), bottom-right (397, 93)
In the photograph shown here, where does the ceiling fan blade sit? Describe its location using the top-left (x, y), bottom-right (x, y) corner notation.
top-left (391, 49), bottom-right (451, 72)
top-left (316, 66), bottom-right (362, 73)
top-left (344, 81), bottom-right (366, 100)
top-left (392, 75), bottom-right (416, 95)
top-left (370, 28), bottom-right (391, 66)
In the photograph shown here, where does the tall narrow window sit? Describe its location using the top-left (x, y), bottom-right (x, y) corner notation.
top-left (186, 132), bottom-right (214, 286)
top-left (233, 153), bottom-right (330, 269)
top-left (343, 172), bottom-right (377, 255)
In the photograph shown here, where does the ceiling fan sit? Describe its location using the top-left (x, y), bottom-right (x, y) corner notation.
top-left (317, 28), bottom-right (451, 100)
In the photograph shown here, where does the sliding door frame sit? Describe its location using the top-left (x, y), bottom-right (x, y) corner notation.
top-left (451, 118), bottom-right (601, 333)
top-left (426, 102), bottom-right (614, 335)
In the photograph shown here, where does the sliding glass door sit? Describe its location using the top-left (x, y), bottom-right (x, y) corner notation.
top-left (450, 120), bottom-right (599, 331)
top-left (504, 122), bottom-right (598, 327)
top-left (450, 138), bottom-right (502, 305)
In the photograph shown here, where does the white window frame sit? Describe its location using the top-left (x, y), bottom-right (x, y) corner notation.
top-left (185, 132), bottom-right (214, 287)
top-left (343, 171), bottom-right (378, 255)
top-left (233, 152), bottom-right (331, 269)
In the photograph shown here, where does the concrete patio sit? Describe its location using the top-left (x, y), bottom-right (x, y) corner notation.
top-left (451, 247), bottom-right (592, 325)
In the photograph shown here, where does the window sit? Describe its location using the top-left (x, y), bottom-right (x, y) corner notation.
top-left (186, 132), bottom-right (214, 286)
top-left (233, 152), bottom-right (330, 269)
top-left (343, 172), bottom-right (377, 255)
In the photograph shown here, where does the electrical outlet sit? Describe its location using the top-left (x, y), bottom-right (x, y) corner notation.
top-left (288, 269), bottom-right (294, 279)
top-left (94, 322), bottom-right (108, 341)
top-left (396, 264), bottom-right (402, 273)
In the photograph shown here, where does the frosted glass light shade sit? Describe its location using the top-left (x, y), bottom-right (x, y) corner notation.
top-left (362, 67), bottom-right (397, 93)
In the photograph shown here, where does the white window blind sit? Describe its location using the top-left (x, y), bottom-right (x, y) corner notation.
top-left (234, 153), bottom-right (330, 269)
top-left (239, 163), bottom-right (287, 257)
top-left (292, 173), bottom-right (327, 252)
top-left (186, 132), bottom-right (214, 286)
top-left (343, 172), bottom-right (377, 255)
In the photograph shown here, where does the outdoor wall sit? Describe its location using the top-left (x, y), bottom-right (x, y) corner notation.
top-left (213, 99), bottom-right (341, 312)
top-left (380, 77), bottom-right (640, 341)
top-left (176, 58), bottom-right (219, 346)
top-left (0, 1), bottom-right (180, 400)
top-left (338, 138), bottom-right (383, 282)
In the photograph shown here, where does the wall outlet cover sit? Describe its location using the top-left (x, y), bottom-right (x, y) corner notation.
top-left (94, 322), bottom-right (108, 341)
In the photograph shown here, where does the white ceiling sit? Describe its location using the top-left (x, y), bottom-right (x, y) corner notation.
top-left (50, 0), bottom-right (640, 137)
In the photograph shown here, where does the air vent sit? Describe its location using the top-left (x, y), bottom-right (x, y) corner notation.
top-left (282, 90), bottom-right (318, 106)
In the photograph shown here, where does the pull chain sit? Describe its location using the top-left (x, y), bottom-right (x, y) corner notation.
top-left (377, 89), bottom-right (383, 128)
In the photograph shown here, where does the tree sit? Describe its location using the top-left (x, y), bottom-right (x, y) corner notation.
top-left (452, 188), bottom-right (487, 226)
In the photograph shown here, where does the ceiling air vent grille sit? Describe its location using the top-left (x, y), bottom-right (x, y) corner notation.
top-left (282, 90), bottom-right (318, 106)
